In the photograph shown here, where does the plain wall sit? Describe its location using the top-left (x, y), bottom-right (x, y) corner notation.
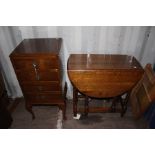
top-left (0, 26), bottom-right (155, 98)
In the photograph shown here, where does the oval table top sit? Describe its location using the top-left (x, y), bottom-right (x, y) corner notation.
top-left (67, 54), bottom-right (144, 98)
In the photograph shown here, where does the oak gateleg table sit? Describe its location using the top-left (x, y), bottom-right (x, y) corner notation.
top-left (67, 54), bottom-right (144, 117)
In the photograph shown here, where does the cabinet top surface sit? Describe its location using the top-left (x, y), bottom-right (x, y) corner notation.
top-left (68, 54), bottom-right (143, 70)
top-left (11, 38), bottom-right (62, 55)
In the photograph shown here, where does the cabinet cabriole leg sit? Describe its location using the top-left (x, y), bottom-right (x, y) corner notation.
top-left (25, 102), bottom-right (35, 119)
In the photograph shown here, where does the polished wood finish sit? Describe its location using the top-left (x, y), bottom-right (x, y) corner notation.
top-left (68, 54), bottom-right (144, 98)
top-left (67, 54), bottom-right (144, 117)
top-left (10, 38), bottom-right (66, 120)
top-left (11, 38), bottom-right (61, 54)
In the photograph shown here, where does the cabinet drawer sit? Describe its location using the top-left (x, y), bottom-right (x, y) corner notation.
top-left (12, 59), bottom-right (38, 70)
top-left (12, 57), bottom-right (59, 70)
top-left (25, 92), bottom-right (62, 103)
top-left (16, 69), bottom-right (59, 81)
top-left (21, 81), bottom-right (61, 92)
top-left (39, 58), bottom-right (59, 69)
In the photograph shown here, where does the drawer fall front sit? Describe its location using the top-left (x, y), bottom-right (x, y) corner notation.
top-left (20, 81), bottom-right (61, 92)
top-left (15, 69), bottom-right (60, 81)
top-left (25, 92), bottom-right (63, 104)
top-left (12, 57), bottom-right (59, 70)
top-left (11, 57), bottom-right (62, 100)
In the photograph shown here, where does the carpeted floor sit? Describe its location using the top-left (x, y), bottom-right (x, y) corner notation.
top-left (10, 101), bottom-right (59, 129)
top-left (63, 99), bottom-right (147, 129)
top-left (10, 98), bottom-right (148, 129)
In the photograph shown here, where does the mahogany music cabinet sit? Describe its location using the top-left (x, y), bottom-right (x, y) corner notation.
top-left (10, 38), bottom-right (66, 120)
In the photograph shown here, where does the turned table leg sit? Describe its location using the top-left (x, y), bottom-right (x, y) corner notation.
top-left (111, 97), bottom-right (118, 112)
top-left (119, 96), bottom-right (124, 117)
top-left (84, 96), bottom-right (89, 116)
top-left (120, 91), bottom-right (130, 117)
top-left (73, 86), bottom-right (78, 117)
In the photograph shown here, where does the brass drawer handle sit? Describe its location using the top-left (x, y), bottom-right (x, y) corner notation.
top-left (32, 62), bottom-right (40, 80)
